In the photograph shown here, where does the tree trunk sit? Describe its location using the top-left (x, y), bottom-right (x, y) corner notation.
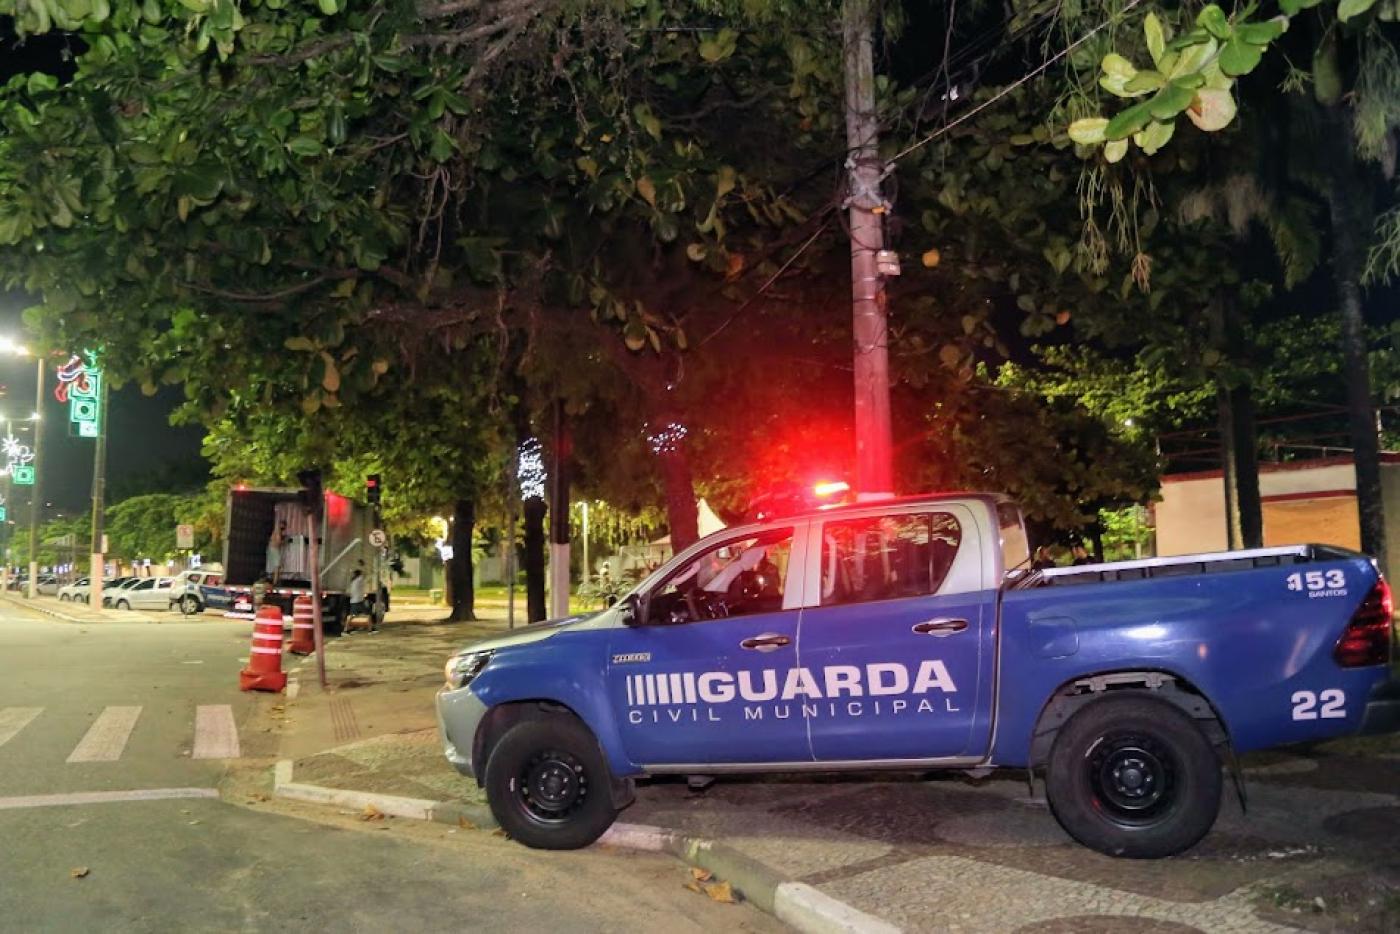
top-left (447, 498), bottom-right (476, 622)
top-left (1324, 107), bottom-right (1386, 567)
top-left (1212, 296), bottom-right (1263, 550)
top-left (548, 397), bottom-right (572, 618)
top-left (1231, 383), bottom-right (1263, 548)
top-left (1216, 381), bottom-right (1243, 550)
top-left (658, 442), bottom-right (699, 552)
top-left (522, 495), bottom-right (547, 622)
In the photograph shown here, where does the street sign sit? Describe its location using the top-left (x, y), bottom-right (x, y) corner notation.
top-left (369, 529), bottom-right (387, 548)
top-left (176, 524), bottom-right (195, 549)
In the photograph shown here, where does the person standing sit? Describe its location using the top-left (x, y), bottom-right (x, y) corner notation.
top-left (348, 568), bottom-right (368, 632)
top-left (266, 521), bottom-right (287, 585)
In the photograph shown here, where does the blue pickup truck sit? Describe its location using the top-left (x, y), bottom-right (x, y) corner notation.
top-left (437, 493), bottom-right (1399, 857)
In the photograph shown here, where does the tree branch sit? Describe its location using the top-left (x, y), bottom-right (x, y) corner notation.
top-left (180, 270), bottom-right (359, 303)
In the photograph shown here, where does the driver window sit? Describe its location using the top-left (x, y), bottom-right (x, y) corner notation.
top-left (649, 528), bottom-right (794, 624)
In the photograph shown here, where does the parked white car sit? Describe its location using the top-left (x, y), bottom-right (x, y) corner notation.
top-left (58, 578), bottom-right (90, 602)
top-left (103, 577), bottom-right (142, 607)
top-left (36, 575), bottom-right (60, 596)
top-left (110, 577), bottom-right (178, 611)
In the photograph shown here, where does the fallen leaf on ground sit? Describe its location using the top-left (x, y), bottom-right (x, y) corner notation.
top-left (690, 867), bottom-right (713, 882)
top-left (70, 867), bottom-right (89, 879)
top-left (683, 881), bottom-right (705, 895)
top-left (704, 881), bottom-right (736, 904)
top-left (491, 828), bottom-right (508, 838)
top-left (360, 805), bottom-right (385, 821)
top-left (458, 816), bottom-right (477, 830)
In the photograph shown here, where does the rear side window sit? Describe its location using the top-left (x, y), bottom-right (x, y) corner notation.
top-left (997, 502), bottom-right (1030, 573)
top-left (820, 512), bottom-right (962, 606)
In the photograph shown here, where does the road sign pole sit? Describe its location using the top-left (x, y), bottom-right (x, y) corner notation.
top-left (90, 374), bottom-right (109, 612)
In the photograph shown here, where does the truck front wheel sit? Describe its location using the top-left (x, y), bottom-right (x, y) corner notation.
top-left (1045, 695), bottom-right (1221, 858)
top-left (484, 715), bottom-right (618, 850)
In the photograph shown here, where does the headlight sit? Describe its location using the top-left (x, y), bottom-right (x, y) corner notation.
top-left (444, 650), bottom-right (493, 690)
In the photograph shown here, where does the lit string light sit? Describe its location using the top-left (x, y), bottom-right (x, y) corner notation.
top-left (646, 421), bottom-right (688, 456)
top-left (517, 437), bottom-right (546, 501)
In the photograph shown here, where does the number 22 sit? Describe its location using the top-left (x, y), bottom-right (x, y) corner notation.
top-left (1292, 689), bottom-right (1346, 720)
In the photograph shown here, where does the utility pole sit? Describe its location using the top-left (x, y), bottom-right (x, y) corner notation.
top-left (27, 356), bottom-right (43, 599)
top-left (843, 0), bottom-right (894, 498)
top-left (90, 375), bottom-right (109, 610)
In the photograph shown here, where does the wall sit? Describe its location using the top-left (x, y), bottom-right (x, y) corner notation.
top-left (1156, 455), bottom-right (1400, 579)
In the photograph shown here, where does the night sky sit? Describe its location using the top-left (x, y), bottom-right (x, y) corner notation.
top-left (0, 303), bottom-right (208, 516)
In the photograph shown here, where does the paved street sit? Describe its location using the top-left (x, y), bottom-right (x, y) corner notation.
top-left (0, 606), bottom-right (782, 932)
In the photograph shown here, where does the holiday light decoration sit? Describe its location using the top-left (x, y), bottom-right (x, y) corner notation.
top-left (645, 420), bottom-right (688, 456)
top-left (2, 434), bottom-right (34, 484)
top-left (517, 437), bottom-right (546, 501)
top-left (55, 352), bottom-right (102, 438)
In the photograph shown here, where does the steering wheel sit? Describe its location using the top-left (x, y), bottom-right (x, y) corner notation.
top-left (683, 586), bottom-right (728, 621)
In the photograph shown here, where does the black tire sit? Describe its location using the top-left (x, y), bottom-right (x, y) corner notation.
top-left (116, 599), bottom-right (130, 611)
top-left (1045, 694), bottom-right (1222, 859)
top-left (484, 715), bottom-right (619, 850)
top-left (180, 595), bottom-right (201, 615)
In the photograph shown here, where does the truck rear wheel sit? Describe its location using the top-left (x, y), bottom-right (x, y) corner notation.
top-left (1045, 695), bottom-right (1221, 858)
top-left (484, 715), bottom-right (618, 850)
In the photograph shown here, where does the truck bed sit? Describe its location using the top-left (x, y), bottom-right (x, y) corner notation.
top-left (1014, 544), bottom-right (1352, 589)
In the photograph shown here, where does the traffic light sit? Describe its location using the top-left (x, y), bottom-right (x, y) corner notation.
top-left (366, 473), bottom-right (381, 505)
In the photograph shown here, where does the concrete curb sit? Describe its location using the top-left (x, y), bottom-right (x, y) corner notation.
top-left (270, 759), bottom-right (901, 933)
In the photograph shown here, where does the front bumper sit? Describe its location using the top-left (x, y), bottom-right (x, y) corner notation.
top-left (436, 685), bottom-right (489, 779)
top-left (1358, 675), bottom-right (1400, 735)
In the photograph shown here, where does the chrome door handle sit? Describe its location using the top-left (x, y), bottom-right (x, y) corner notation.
top-left (912, 618), bottom-right (969, 636)
top-left (740, 633), bottom-right (792, 652)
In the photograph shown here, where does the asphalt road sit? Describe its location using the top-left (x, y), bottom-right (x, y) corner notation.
top-left (0, 606), bottom-right (782, 932)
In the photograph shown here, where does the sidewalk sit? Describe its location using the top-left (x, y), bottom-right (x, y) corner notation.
top-left (0, 593), bottom-right (170, 624)
top-left (254, 623), bottom-right (1400, 933)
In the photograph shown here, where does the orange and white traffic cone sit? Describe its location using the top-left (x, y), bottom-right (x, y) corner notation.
top-left (239, 605), bottom-right (288, 692)
top-left (288, 594), bottom-right (315, 656)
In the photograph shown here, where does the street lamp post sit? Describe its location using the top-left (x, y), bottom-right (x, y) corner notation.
top-left (27, 357), bottom-right (43, 599)
top-left (0, 338), bottom-right (41, 599)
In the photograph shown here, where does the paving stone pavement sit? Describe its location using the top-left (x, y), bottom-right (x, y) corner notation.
top-left (626, 736), bottom-right (1400, 933)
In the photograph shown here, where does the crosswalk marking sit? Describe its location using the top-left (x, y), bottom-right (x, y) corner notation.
top-left (0, 707), bottom-right (42, 749)
top-left (192, 705), bottom-right (240, 760)
top-left (67, 706), bottom-right (142, 763)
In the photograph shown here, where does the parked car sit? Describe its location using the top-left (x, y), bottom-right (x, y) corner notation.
top-left (110, 576), bottom-right (178, 611)
top-left (437, 491), bottom-right (1400, 858)
top-left (57, 578), bottom-right (90, 602)
top-left (35, 575), bottom-right (59, 596)
top-left (170, 569), bottom-right (224, 615)
top-left (102, 577), bottom-right (144, 608)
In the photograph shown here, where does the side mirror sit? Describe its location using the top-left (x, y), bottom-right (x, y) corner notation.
top-left (618, 593), bottom-right (641, 626)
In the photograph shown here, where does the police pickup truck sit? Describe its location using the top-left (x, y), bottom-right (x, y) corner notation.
top-left (437, 493), bottom-right (1399, 858)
